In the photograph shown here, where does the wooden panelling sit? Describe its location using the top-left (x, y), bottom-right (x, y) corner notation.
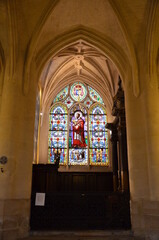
top-left (30, 164), bottom-right (130, 230)
top-left (31, 164), bottom-right (113, 193)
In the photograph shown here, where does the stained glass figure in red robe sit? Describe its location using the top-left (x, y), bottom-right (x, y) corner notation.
top-left (72, 111), bottom-right (87, 147)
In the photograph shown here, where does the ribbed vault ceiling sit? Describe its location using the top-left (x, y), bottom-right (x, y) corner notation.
top-left (40, 40), bottom-right (120, 118)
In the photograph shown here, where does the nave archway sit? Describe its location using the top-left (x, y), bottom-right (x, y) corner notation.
top-left (30, 36), bottom-right (131, 230)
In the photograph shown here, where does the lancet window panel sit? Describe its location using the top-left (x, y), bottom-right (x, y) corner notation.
top-left (89, 105), bottom-right (109, 166)
top-left (69, 104), bottom-right (88, 165)
top-left (48, 105), bottom-right (68, 165)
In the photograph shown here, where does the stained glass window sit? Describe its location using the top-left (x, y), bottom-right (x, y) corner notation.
top-left (53, 86), bottom-right (68, 103)
top-left (48, 82), bottom-right (109, 168)
top-left (64, 96), bottom-right (74, 108)
top-left (88, 86), bottom-right (104, 104)
top-left (48, 104), bottom-right (67, 164)
top-left (69, 104), bottom-right (88, 165)
top-left (84, 97), bottom-right (93, 108)
top-left (89, 105), bottom-right (109, 166)
top-left (70, 82), bottom-right (87, 101)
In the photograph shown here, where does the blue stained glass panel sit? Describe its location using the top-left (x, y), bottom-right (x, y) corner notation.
top-left (48, 148), bottom-right (67, 165)
top-left (89, 114), bottom-right (106, 131)
top-left (89, 129), bottom-right (108, 149)
top-left (89, 105), bottom-right (109, 166)
top-left (48, 131), bottom-right (67, 148)
top-left (91, 105), bottom-right (105, 114)
top-left (48, 105), bottom-right (67, 164)
top-left (49, 113), bottom-right (67, 131)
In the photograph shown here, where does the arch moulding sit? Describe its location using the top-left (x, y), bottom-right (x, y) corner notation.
top-left (146, 1), bottom-right (159, 87)
top-left (0, 41), bottom-right (5, 96)
top-left (107, 0), bottom-right (140, 97)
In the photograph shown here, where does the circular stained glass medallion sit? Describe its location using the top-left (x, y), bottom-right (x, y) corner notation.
top-left (70, 82), bottom-right (87, 102)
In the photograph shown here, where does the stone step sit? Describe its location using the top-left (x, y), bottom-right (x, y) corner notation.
top-left (20, 231), bottom-right (145, 240)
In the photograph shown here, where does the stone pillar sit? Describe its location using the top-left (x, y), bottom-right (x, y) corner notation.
top-left (124, 67), bottom-right (159, 238)
top-left (0, 62), bottom-right (37, 239)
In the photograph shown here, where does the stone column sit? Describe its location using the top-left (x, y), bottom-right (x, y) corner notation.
top-left (124, 67), bottom-right (159, 238)
top-left (0, 62), bottom-right (37, 239)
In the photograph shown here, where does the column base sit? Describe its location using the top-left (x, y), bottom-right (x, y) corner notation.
top-left (0, 199), bottom-right (30, 240)
top-left (131, 199), bottom-right (159, 240)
